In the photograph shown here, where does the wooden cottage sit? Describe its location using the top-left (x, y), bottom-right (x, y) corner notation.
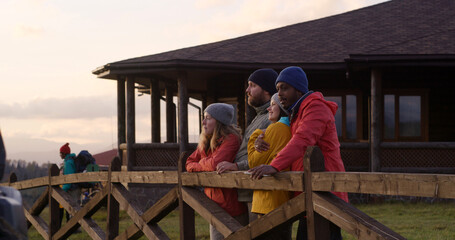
top-left (93, 0), bottom-right (455, 174)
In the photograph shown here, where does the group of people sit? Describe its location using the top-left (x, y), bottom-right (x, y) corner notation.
top-left (186, 66), bottom-right (348, 240)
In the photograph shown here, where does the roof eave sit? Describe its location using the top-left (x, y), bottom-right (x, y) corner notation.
top-left (346, 54), bottom-right (455, 67)
top-left (92, 59), bottom-right (347, 80)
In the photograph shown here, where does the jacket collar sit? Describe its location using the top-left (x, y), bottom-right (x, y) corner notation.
top-left (64, 153), bottom-right (76, 161)
top-left (288, 91), bottom-right (313, 122)
top-left (254, 101), bottom-right (270, 115)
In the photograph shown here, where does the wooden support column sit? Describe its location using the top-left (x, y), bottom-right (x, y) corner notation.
top-left (106, 157), bottom-right (121, 240)
top-left (166, 83), bottom-right (176, 143)
top-left (117, 77), bottom-right (126, 164)
top-left (126, 76), bottom-right (136, 170)
top-left (178, 71), bottom-right (189, 153)
top-left (200, 94), bottom-right (207, 134)
top-left (237, 77), bottom-right (246, 132)
top-left (177, 71), bottom-right (194, 239)
top-left (178, 153), bottom-right (195, 240)
top-left (370, 68), bottom-right (382, 172)
top-left (48, 164), bottom-right (60, 239)
top-left (303, 147), bottom-right (331, 240)
top-left (151, 78), bottom-right (161, 143)
top-left (201, 94), bottom-right (208, 113)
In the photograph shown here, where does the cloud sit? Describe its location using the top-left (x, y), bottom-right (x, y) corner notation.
top-left (189, 0), bottom-right (386, 42)
top-left (0, 95), bottom-right (116, 119)
top-left (14, 25), bottom-right (45, 37)
top-left (195, 0), bottom-right (229, 9)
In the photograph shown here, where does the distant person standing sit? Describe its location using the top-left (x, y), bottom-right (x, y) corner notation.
top-left (59, 143), bottom-right (81, 221)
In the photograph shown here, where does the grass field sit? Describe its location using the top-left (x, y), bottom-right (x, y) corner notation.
top-left (29, 202), bottom-right (455, 239)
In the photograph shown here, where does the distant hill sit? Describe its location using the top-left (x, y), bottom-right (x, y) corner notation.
top-left (3, 135), bottom-right (200, 165)
top-left (4, 136), bottom-right (113, 165)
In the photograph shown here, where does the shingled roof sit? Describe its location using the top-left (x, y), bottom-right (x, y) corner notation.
top-left (94, 0), bottom-right (455, 76)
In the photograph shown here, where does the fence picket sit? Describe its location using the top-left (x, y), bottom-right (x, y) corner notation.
top-left (107, 156), bottom-right (121, 240)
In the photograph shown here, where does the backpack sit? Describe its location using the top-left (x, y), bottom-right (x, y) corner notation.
top-left (74, 150), bottom-right (96, 173)
top-left (74, 150), bottom-right (97, 188)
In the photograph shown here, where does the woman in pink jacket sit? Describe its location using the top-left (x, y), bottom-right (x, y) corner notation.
top-left (186, 103), bottom-right (247, 240)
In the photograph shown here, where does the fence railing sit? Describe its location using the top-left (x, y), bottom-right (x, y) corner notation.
top-left (2, 146), bottom-right (455, 239)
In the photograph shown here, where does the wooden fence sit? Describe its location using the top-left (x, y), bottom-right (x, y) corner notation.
top-left (2, 146), bottom-right (455, 240)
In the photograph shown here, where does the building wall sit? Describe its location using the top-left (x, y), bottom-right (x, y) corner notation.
top-left (383, 66), bottom-right (455, 141)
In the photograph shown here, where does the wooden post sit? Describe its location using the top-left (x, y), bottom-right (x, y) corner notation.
top-left (151, 78), bottom-right (161, 143)
top-left (8, 172), bottom-right (17, 186)
top-left (178, 71), bottom-right (189, 153)
top-left (126, 76), bottom-right (136, 170)
top-left (117, 77), bottom-right (126, 164)
top-left (370, 68), bottom-right (382, 172)
top-left (201, 94), bottom-right (208, 113)
top-left (48, 164), bottom-right (60, 239)
top-left (178, 152), bottom-right (195, 240)
top-left (237, 77), bottom-right (246, 132)
top-left (106, 157), bottom-right (121, 240)
top-left (303, 146), bottom-right (331, 240)
top-left (166, 82), bottom-right (176, 142)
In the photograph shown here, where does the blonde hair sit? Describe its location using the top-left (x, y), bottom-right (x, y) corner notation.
top-left (198, 121), bottom-right (242, 153)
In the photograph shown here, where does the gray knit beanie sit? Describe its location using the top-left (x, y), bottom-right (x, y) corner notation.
top-left (271, 93), bottom-right (289, 116)
top-left (204, 103), bottom-right (234, 126)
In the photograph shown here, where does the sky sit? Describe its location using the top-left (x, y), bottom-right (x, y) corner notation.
top-left (0, 0), bottom-right (387, 165)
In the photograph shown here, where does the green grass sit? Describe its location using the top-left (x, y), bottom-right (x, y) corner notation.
top-left (341, 202), bottom-right (455, 240)
top-left (28, 207), bottom-right (210, 240)
top-left (29, 202), bottom-right (455, 239)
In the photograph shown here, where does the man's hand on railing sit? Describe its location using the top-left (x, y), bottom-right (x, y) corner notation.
top-left (216, 161), bottom-right (238, 174)
top-left (248, 164), bottom-right (278, 180)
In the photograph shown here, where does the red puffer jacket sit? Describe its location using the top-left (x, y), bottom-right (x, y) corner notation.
top-left (186, 134), bottom-right (247, 216)
top-left (270, 92), bottom-right (349, 202)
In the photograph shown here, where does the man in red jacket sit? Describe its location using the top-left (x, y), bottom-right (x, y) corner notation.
top-left (249, 66), bottom-right (347, 240)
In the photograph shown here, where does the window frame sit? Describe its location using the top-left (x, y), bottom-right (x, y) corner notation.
top-left (382, 89), bottom-right (429, 142)
top-left (321, 90), bottom-right (363, 142)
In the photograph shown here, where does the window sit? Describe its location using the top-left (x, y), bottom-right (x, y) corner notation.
top-left (324, 91), bottom-right (362, 141)
top-left (325, 96), bottom-right (342, 137)
top-left (383, 91), bottom-right (428, 141)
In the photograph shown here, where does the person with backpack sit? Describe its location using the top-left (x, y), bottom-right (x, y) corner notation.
top-left (59, 143), bottom-right (81, 221)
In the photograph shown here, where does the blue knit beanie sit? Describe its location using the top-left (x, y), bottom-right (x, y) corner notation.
top-left (204, 103), bottom-right (234, 126)
top-left (248, 68), bottom-right (278, 95)
top-left (275, 66), bottom-right (309, 94)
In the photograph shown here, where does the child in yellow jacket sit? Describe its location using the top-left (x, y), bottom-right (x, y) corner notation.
top-left (248, 93), bottom-right (292, 239)
top-left (248, 94), bottom-right (291, 214)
